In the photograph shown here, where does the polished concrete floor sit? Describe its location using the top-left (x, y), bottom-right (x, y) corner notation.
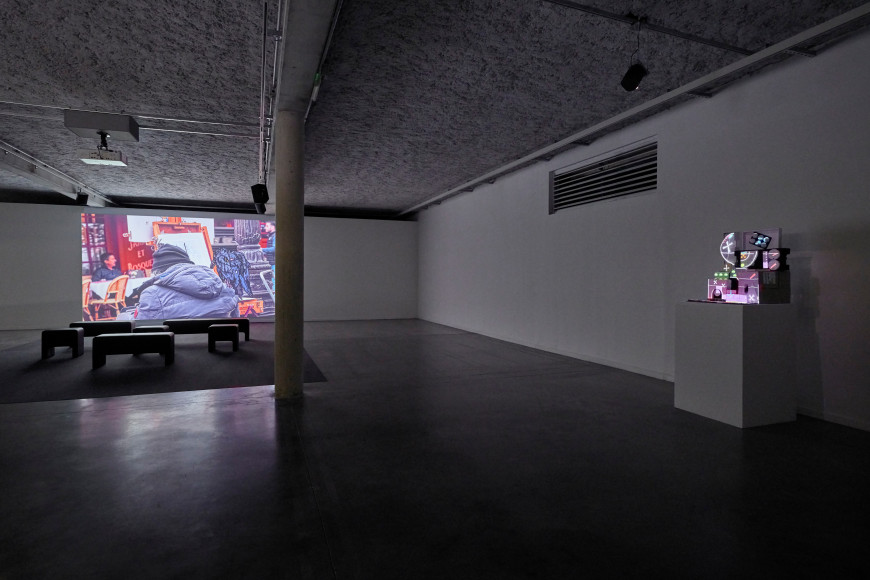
top-left (2, 319), bottom-right (869, 579)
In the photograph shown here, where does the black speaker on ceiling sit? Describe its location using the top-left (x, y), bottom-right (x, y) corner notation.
top-left (251, 183), bottom-right (269, 204)
top-left (620, 63), bottom-right (648, 92)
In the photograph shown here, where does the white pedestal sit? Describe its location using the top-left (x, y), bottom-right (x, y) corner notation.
top-left (674, 301), bottom-right (796, 428)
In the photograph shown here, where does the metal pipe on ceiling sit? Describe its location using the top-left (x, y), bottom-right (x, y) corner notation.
top-left (133, 113), bottom-right (257, 128)
top-left (258, 2), bottom-right (269, 184)
top-left (0, 138), bottom-right (115, 206)
top-left (0, 99), bottom-right (256, 128)
top-left (0, 110), bottom-right (258, 137)
top-left (267, 0), bottom-right (284, 117)
top-left (0, 110), bottom-right (59, 122)
top-left (262, 0), bottom-right (285, 187)
top-left (138, 126), bottom-right (258, 138)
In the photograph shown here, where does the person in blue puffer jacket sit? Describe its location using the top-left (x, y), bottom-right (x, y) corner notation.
top-left (134, 244), bottom-right (239, 320)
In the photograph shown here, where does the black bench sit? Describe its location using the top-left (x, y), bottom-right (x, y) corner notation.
top-left (70, 320), bottom-right (134, 337)
top-left (163, 318), bottom-right (250, 341)
top-left (134, 325), bottom-right (170, 333)
top-left (92, 332), bottom-right (175, 369)
top-left (208, 324), bottom-right (239, 352)
top-left (42, 327), bottom-right (85, 359)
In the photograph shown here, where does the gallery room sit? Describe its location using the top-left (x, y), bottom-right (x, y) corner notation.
top-left (2, 1), bottom-right (870, 578)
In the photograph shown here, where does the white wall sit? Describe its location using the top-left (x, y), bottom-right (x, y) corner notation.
top-left (418, 29), bottom-right (870, 431)
top-left (304, 217), bottom-right (417, 320)
top-left (0, 207), bottom-right (417, 328)
top-left (0, 203), bottom-right (82, 328)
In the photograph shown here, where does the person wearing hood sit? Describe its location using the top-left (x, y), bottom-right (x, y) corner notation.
top-left (135, 244), bottom-right (239, 320)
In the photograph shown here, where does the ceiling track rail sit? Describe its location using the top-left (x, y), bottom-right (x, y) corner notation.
top-left (305, 0), bottom-right (345, 123)
top-left (541, 0), bottom-right (815, 57)
top-left (0, 99), bottom-right (256, 129)
top-left (0, 138), bottom-right (115, 207)
top-left (117, 201), bottom-right (262, 214)
top-left (399, 3), bottom-right (870, 216)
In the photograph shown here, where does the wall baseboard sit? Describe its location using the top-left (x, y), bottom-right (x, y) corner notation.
top-left (418, 316), bottom-right (672, 382)
top-left (797, 406), bottom-right (870, 433)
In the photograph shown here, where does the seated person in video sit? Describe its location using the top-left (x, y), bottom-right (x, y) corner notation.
top-left (261, 221), bottom-right (276, 266)
top-left (134, 244), bottom-right (240, 320)
top-left (92, 252), bottom-right (124, 281)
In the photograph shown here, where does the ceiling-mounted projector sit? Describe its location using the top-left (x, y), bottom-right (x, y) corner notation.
top-left (78, 148), bottom-right (128, 166)
top-left (65, 110), bottom-right (137, 167)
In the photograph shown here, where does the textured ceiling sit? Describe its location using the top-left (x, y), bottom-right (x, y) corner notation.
top-left (0, 0), bottom-right (276, 210)
top-left (304, 0), bottom-right (869, 213)
top-left (1, 0), bottom-right (868, 215)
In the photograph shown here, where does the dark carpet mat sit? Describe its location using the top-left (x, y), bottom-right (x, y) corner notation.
top-left (0, 324), bottom-right (326, 404)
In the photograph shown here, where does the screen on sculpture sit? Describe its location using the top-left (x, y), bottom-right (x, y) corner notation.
top-left (81, 213), bottom-right (275, 321)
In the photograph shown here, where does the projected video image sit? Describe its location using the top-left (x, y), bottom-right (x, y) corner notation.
top-left (81, 214), bottom-right (276, 321)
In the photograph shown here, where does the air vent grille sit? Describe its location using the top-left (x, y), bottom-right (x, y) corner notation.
top-left (549, 142), bottom-right (657, 213)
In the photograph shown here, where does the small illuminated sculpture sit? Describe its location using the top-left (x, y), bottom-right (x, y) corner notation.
top-left (707, 229), bottom-right (790, 304)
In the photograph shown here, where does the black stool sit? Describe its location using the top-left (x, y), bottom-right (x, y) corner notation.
top-left (208, 324), bottom-right (239, 352)
top-left (42, 327), bottom-right (85, 359)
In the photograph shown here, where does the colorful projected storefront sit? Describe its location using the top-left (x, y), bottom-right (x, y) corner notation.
top-left (81, 214), bottom-right (276, 321)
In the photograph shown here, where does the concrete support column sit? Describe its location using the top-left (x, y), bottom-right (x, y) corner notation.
top-left (274, 110), bottom-right (304, 399)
